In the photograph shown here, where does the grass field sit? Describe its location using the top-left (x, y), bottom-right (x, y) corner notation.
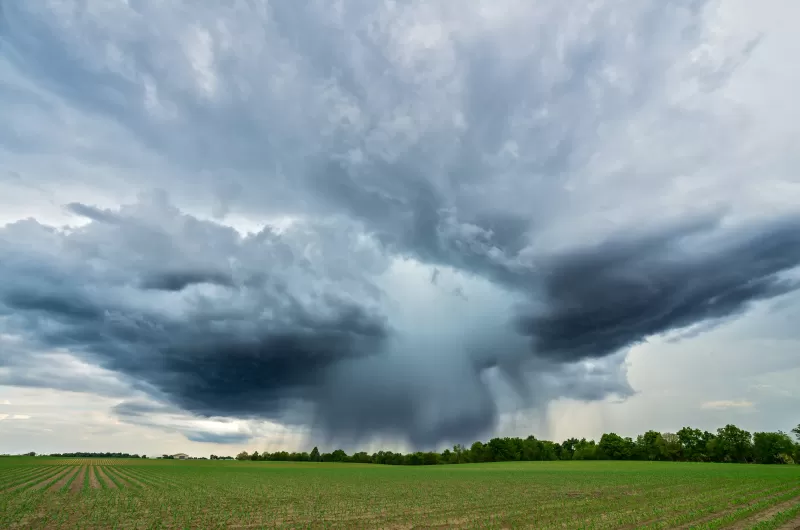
top-left (1, 458), bottom-right (799, 529)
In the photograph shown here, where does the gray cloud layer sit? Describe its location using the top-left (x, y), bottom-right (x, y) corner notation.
top-left (1, 1), bottom-right (799, 447)
top-left (2, 194), bottom-right (798, 446)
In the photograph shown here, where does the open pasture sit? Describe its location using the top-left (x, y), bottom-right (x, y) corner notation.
top-left (1, 458), bottom-right (799, 529)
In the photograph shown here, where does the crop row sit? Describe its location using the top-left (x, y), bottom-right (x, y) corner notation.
top-left (2, 461), bottom-right (799, 529)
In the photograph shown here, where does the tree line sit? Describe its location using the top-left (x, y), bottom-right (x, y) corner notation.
top-left (235, 424), bottom-right (800, 466)
top-left (49, 452), bottom-right (148, 459)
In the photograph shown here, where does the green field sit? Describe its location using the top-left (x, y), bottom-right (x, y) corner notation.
top-left (1, 458), bottom-right (799, 529)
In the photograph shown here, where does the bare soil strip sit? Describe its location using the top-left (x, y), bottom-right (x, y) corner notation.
top-left (103, 467), bottom-right (136, 488)
top-left (1, 467), bottom-right (64, 494)
top-left (121, 467), bottom-right (179, 487)
top-left (669, 487), bottom-right (800, 530)
top-left (776, 511), bottom-right (800, 530)
top-left (610, 483), bottom-right (777, 530)
top-left (108, 467), bottom-right (147, 488)
top-left (728, 497), bottom-right (800, 530)
top-left (47, 466), bottom-right (80, 492)
top-left (0, 468), bottom-right (51, 489)
top-left (0, 466), bottom-right (60, 484)
top-left (88, 466), bottom-right (101, 489)
top-left (96, 466), bottom-right (119, 489)
top-left (69, 466), bottom-right (87, 494)
top-left (29, 467), bottom-right (72, 491)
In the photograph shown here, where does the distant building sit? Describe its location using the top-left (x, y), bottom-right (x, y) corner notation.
top-left (172, 453), bottom-right (189, 460)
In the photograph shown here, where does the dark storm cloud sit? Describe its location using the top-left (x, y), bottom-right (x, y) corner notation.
top-left (184, 431), bottom-right (253, 445)
top-left (111, 401), bottom-right (172, 418)
top-left (0, 196), bottom-right (389, 424)
top-left (3, 198), bottom-right (800, 448)
top-left (111, 400), bottom-right (256, 444)
top-left (139, 270), bottom-right (234, 291)
top-left (516, 217), bottom-right (800, 363)
top-left (1, 0), bottom-right (797, 448)
top-left (65, 202), bottom-right (121, 224)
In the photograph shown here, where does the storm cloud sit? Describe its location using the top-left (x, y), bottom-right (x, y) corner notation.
top-left (2, 193), bottom-right (799, 447)
top-left (1, 1), bottom-right (799, 448)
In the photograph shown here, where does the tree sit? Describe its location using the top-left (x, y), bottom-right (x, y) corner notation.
top-left (659, 433), bottom-right (683, 461)
top-left (235, 451), bottom-right (249, 461)
top-left (714, 424), bottom-right (753, 463)
top-left (352, 451), bottom-right (372, 464)
top-left (469, 441), bottom-right (492, 463)
top-left (599, 433), bottom-right (635, 460)
top-left (753, 432), bottom-right (795, 464)
top-left (422, 452), bottom-right (440, 465)
top-left (792, 424), bottom-right (800, 441)
top-left (677, 427), bottom-right (707, 461)
top-left (636, 430), bottom-right (664, 461)
top-left (561, 438), bottom-right (579, 460)
top-left (309, 446), bottom-right (321, 462)
top-left (572, 439), bottom-right (598, 460)
top-left (452, 444), bottom-right (465, 464)
top-left (488, 437), bottom-right (521, 462)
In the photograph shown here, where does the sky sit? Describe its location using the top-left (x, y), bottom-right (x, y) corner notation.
top-left (1, 0), bottom-right (799, 458)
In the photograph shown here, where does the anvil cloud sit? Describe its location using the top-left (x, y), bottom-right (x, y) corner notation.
top-left (1, 0), bottom-right (799, 451)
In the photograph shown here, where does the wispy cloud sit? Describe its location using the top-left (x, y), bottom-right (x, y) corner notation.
top-left (701, 400), bottom-right (755, 410)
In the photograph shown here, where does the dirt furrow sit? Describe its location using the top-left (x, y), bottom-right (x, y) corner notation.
top-left (108, 467), bottom-right (147, 488)
top-left (29, 467), bottom-right (72, 491)
top-left (1, 467), bottom-right (64, 494)
top-left (96, 466), bottom-right (118, 489)
top-left (120, 467), bottom-right (179, 487)
top-left (776, 512), bottom-right (800, 530)
top-left (103, 467), bottom-right (136, 488)
top-left (669, 486), bottom-right (800, 530)
top-left (88, 466), bottom-right (101, 489)
top-left (69, 466), bottom-right (87, 494)
top-left (47, 466), bottom-right (80, 492)
top-left (0, 469), bottom-right (51, 489)
top-left (727, 497), bottom-right (800, 530)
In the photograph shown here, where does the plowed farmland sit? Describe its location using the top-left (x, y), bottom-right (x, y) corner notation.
top-left (1, 458), bottom-right (799, 529)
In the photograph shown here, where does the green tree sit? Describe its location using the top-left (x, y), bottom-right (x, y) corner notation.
top-left (636, 430), bottom-right (664, 461)
top-left (469, 441), bottom-right (489, 463)
top-left (659, 433), bottom-right (683, 461)
top-left (677, 427), bottom-right (705, 461)
top-left (792, 424), bottom-right (800, 441)
top-left (422, 452), bottom-right (440, 465)
top-left (452, 444), bottom-right (465, 464)
top-left (235, 451), bottom-right (249, 461)
top-left (572, 439), bottom-right (598, 460)
top-left (561, 438), bottom-right (579, 460)
top-left (714, 424), bottom-right (753, 463)
top-left (488, 437), bottom-right (522, 461)
top-left (330, 449), bottom-right (348, 462)
top-left (539, 441), bottom-right (561, 460)
top-left (309, 446), bottom-right (321, 462)
top-left (599, 433), bottom-right (635, 460)
top-left (753, 432), bottom-right (796, 464)
top-left (521, 436), bottom-right (542, 461)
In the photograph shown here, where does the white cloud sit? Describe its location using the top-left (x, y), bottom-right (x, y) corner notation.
top-left (701, 400), bottom-right (755, 410)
